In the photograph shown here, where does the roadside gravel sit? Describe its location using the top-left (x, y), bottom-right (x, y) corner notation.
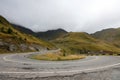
top-left (0, 65), bottom-right (120, 80)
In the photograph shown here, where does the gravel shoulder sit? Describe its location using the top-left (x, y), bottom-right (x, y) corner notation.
top-left (0, 66), bottom-right (120, 80)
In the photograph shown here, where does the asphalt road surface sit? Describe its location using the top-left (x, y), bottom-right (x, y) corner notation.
top-left (0, 50), bottom-right (120, 79)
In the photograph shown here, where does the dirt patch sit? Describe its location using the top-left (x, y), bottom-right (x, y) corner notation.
top-left (21, 67), bottom-right (35, 70)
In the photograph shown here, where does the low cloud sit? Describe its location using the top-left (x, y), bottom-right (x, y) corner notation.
top-left (0, 0), bottom-right (120, 33)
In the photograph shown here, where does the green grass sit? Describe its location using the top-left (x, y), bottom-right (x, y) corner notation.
top-left (52, 32), bottom-right (120, 55)
top-left (92, 27), bottom-right (120, 48)
top-left (0, 26), bottom-right (54, 49)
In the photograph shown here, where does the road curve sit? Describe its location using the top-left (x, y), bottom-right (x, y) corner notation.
top-left (0, 51), bottom-right (120, 77)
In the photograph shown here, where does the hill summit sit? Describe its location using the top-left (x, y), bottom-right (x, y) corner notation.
top-left (35, 28), bottom-right (68, 40)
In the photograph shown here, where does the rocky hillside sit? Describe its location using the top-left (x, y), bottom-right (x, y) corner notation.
top-left (0, 16), bottom-right (54, 53)
top-left (52, 32), bottom-right (120, 55)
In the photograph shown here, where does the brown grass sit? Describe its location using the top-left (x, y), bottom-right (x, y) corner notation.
top-left (31, 53), bottom-right (85, 61)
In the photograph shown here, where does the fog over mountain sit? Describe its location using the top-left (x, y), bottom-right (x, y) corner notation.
top-left (0, 0), bottom-right (120, 33)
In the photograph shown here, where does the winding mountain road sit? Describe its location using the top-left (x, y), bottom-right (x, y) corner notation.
top-left (0, 51), bottom-right (120, 78)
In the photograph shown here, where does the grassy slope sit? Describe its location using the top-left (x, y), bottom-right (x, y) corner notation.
top-left (92, 28), bottom-right (120, 48)
top-left (52, 32), bottom-right (120, 54)
top-left (0, 16), bottom-right (54, 52)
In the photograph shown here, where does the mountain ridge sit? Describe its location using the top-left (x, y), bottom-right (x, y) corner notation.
top-left (11, 23), bottom-right (68, 41)
top-left (1, 15), bottom-right (120, 55)
top-left (10, 22), bottom-right (120, 55)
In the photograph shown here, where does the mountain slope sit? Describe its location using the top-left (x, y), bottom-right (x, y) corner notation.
top-left (0, 16), bottom-right (54, 53)
top-left (36, 28), bottom-right (68, 40)
top-left (92, 28), bottom-right (120, 47)
top-left (52, 32), bottom-right (120, 55)
top-left (11, 23), bottom-right (35, 35)
top-left (11, 24), bottom-right (68, 41)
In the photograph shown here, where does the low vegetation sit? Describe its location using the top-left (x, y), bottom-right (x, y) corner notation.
top-left (31, 52), bottom-right (85, 61)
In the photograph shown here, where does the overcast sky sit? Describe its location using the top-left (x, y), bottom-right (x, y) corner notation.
top-left (0, 0), bottom-right (120, 33)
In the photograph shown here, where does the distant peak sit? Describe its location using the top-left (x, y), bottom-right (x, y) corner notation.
top-left (57, 28), bottom-right (65, 30)
top-left (44, 28), bottom-right (68, 33)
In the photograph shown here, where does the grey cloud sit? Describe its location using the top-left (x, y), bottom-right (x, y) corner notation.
top-left (0, 0), bottom-right (120, 33)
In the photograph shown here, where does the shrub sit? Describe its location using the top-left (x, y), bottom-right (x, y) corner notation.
top-left (24, 38), bottom-right (27, 41)
top-left (7, 28), bottom-right (13, 34)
